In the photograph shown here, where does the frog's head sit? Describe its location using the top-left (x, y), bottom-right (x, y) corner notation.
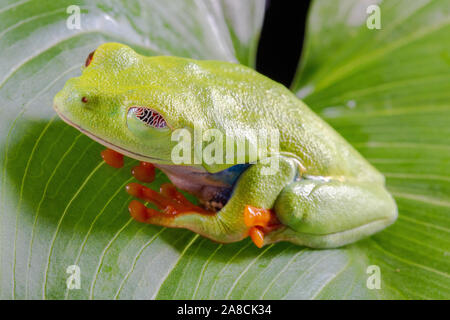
top-left (54, 42), bottom-right (269, 171)
top-left (54, 43), bottom-right (197, 165)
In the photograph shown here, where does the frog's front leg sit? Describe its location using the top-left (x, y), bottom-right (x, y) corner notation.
top-left (127, 156), bottom-right (297, 245)
top-left (265, 178), bottom-right (398, 248)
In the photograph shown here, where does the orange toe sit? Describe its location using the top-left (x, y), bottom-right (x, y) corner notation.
top-left (249, 226), bottom-right (264, 248)
top-left (101, 148), bottom-right (124, 168)
top-left (128, 200), bottom-right (149, 222)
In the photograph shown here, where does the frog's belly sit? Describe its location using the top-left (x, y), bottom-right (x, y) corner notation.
top-left (155, 164), bottom-right (250, 211)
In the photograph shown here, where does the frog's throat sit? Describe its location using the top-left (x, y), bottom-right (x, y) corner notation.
top-left (54, 106), bottom-right (168, 163)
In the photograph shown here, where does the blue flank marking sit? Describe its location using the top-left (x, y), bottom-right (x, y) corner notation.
top-left (214, 163), bottom-right (251, 186)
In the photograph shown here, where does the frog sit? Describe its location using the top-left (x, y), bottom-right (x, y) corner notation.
top-left (53, 42), bottom-right (397, 248)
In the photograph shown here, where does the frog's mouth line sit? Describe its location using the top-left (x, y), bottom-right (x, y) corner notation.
top-left (54, 106), bottom-right (167, 163)
top-left (54, 106), bottom-right (239, 211)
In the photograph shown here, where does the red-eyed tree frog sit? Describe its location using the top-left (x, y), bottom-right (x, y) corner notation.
top-left (53, 43), bottom-right (397, 248)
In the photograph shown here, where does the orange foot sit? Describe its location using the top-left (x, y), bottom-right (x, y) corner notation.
top-left (244, 205), bottom-right (281, 248)
top-left (126, 182), bottom-right (213, 222)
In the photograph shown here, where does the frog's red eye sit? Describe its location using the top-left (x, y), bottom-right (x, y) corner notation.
top-left (129, 107), bottom-right (167, 129)
top-left (85, 50), bottom-right (95, 67)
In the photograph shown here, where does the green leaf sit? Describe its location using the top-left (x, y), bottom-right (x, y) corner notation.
top-left (1, 0), bottom-right (448, 300)
top-left (290, 0), bottom-right (450, 299)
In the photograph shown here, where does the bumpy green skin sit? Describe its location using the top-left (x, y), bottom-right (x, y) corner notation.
top-left (54, 43), bottom-right (397, 248)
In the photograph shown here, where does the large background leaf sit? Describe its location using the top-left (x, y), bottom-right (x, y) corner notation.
top-left (291, 0), bottom-right (450, 299)
top-left (0, 0), bottom-right (448, 300)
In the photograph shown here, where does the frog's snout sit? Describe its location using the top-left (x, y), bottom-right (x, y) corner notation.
top-left (53, 78), bottom-right (93, 115)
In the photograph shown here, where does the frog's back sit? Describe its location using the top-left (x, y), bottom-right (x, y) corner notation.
top-left (144, 56), bottom-right (383, 183)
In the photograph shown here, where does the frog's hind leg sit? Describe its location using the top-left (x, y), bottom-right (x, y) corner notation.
top-left (125, 156), bottom-right (298, 245)
top-left (267, 178), bottom-right (398, 248)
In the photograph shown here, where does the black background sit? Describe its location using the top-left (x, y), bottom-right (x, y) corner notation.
top-left (256, 0), bottom-right (312, 87)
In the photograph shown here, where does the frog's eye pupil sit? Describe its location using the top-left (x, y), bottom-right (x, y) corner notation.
top-left (85, 50), bottom-right (95, 67)
top-left (130, 107), bottom-right (167, 129)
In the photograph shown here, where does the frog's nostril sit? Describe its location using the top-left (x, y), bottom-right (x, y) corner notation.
top-left (81, 96), bottom-right (88, 103)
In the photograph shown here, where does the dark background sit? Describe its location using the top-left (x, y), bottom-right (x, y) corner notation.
top-left (256, 0), bottom-right (311, 87)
